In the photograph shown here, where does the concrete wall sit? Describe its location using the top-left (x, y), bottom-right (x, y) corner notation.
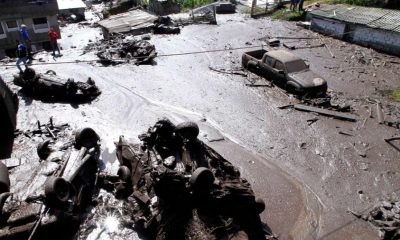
top-left (310, 17), bottom-right (346, 39)
top-left (351, 26), bottom-right (400, 56)
top-left (0, 0), bottom-right (60, 57)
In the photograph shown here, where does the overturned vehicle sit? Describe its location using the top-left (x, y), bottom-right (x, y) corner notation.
top-left (13, 68), bottom-right (101, 102)
top-left (87, 36), bottom-right (157, 65)
top-left (0, 126), bottom-right (100, 240)
top-left (100, 119), bottom-right (268, 239)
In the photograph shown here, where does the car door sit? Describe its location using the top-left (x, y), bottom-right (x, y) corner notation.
top-left (260, 55), bottom-right (274, 80)
top-left (271, 60), bottom-right (287, 84)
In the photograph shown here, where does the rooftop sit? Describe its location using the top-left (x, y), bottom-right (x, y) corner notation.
top-left (98, 10), bottom-right (158, 33)
top-left (267, 50), bottom-right (302, 63)
top-left (57, 0), bottom-right (86, 10)
top-left (309, 5), bottom-right (400, 33)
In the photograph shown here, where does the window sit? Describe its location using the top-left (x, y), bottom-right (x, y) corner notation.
top-left (32, 17), bottom-right (49, 33)
top-left (274, 61), bottom-right (285, 71)
top-left (6, 20), bottom-right (18, 31)
top-left (264, 56), bottom-right (274, 66)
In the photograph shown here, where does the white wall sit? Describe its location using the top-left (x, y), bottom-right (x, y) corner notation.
top-left (311, 17), bottom-right (346, 38)
top-left (352, 26), bottom-right (400, 55)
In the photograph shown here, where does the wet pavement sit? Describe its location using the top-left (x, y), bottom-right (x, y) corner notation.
top-left (1, 7), bottom-right (400, 240)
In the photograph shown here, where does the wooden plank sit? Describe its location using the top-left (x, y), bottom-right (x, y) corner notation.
top-left (293, 104), bottom-right (358, 122)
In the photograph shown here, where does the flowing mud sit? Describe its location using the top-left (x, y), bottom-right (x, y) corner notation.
top-left (1, 8), bottom-right (400, 240)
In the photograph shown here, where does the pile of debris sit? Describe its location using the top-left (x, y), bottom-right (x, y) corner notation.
top-left (13, 68), bottom-right (101, 103)
top-left (87, 35), bottom-right (156, 65)
top-left (153, 16), bottom-right (180, 35)
top-left (351, 196), bottom-right (400, 239)
top-left (92, 118), bottom-right (270, 239)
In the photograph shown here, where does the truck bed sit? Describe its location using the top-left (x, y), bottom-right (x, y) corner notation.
top-left (242, 49), bottom-right (268, 68)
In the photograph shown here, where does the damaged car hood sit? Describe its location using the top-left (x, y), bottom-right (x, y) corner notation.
top-left (288, 70), bottom-right (326, 88)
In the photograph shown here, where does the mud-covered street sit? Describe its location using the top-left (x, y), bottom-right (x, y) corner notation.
top-left (1, 4), bottom-right (400, 240)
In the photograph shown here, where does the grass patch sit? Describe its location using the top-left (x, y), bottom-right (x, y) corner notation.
top-left (271, 9), bottom-right (306, 21)
top-left (178, 0), bottom-right (216, 11)
top-left (390, 89), bottom-right (400, 102)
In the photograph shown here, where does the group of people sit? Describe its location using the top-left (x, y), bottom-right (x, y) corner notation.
top-left (16, 24), bottom-right (61, 73)
top-left (290, 0), bottom-right (303, 11)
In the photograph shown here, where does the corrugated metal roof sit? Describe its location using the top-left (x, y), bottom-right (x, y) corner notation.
top-left (57, 0), bottom-right (86, 10)
top-left (98, 10), bottom-right (158, 33)
top-left (309, 5), bottom-right (400, 33)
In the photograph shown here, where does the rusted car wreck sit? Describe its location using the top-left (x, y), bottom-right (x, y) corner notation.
top-left (13, 68), bottom-right (101, 102)
top-left (0, 127), bottom-right (100, 240)
top-left (103, 118), bottom-right (268, 239)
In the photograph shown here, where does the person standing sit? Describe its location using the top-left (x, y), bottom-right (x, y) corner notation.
top-left (48, 27), bottom-right (61, 56)
top-left (15, 40), bottom-right (28, 73)
top-left (19, 24), bottom-right (32, 62)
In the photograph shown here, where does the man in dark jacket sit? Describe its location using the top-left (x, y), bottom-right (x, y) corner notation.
top-left (15, 40), bottom-right (28, 73)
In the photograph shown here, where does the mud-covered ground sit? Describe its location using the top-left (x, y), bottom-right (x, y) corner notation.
top-left (1, 5), bottom-right (400, 240)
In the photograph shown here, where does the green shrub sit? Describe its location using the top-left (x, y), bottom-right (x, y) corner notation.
top-left (390, 89), bottom-right (400, 102)
top-left (272, 9), bottom-right (306, 21)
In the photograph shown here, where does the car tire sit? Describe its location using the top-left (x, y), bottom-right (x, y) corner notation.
top-left (45, 70), bottom-right (57, 75)
top-left (0, 162), bottom-right (10, 194)
top-left (255, 198), bottom-right (266, 214)
top-left (190, 167), bottom-right (215, 190)
top-left (117, 166), bottom-right (131, 183)
top-left (175, 121), bottom-right (199, 141)
top-left (44, 177), bottom-right (71, 207)
top-left (37, 139), bottom-right (51, 160)
top-left (286, 82), bottom-right (300, 94)
top-left (75, 128), bottom-right (99, 149)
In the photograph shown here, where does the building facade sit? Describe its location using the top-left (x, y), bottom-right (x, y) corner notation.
top-left (308, 5), bottom-right (400, 56)
top-left (0, 0), bottom-right (60, 58)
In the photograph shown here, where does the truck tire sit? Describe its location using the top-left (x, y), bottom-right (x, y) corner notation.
top-left (117, 166), bottom-right (131, 183)
top-left (37, 140), bottom-right (51, 160)
top-left (190, 167), bottom-right (215, 191)
top-left (175, 121), bottom-right (199, 141)
top-left (286, 82), bottom-right (302, 94)
top-left (75, 128), bottom-right (99, 149)
top-left (44, 177), bottom-right (71, 208)
top-left (0, 162), bottom-right (10, 194)
top-left (255, 198), bottom-right (266, 213)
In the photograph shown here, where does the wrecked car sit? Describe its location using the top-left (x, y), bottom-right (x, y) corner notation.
top-left (0, 76), bottom-right (18, 152)
top-left (13, 68), bottom-right (101, 102)
top-left (87, 36), bottom-right (157, 65)
top-left (106, 118), bottom-right (268, 239)
top-left (242, 49), bottom-right (327, 96)
top-left (0, 125), bottom-right (100, 240)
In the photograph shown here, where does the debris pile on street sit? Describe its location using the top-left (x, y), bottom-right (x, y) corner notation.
top-left (87, 35), bottom-right (157, 65)
top-left (351, 196), bottom-right (400, 240)
top-left (89, 118), bottom-right (270, 239)
top-left (153, 16), bottom-right (180, 35)
top-left (0, 125), bottom-right (101, 240)
top-left (13, 68), bottom-right (101, 102)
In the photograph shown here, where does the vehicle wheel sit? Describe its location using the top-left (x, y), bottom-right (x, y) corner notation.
top-left (0, 162), bottom-right (10, 194)
top-left (117, 166), bottom-right (131, 183)
top-left (175, 121), bottom-right (199, 141)
top-left (190, 167), bottom-right (215, 191)
top-left (44, 177), bottom-right (70, 208)
top-left (255, 198), bottom-right (265, 214)
top-left (286, 83), bottom-right (298, 94)
top-left (37, 139), bottom-right (51, 160)
top-left (75, 128), bottom-right (99, 149)
top-left (22, 68), bottom-right (36, 80)
top-left (45, 70), bottom-right (57, 75)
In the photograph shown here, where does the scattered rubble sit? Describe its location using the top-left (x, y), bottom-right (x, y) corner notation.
top-left (13, 68), bottom-right (101, 103)
top-left (351, 195), bottom-right (400, 240)
top-left (86, 35), bottom-right (157, 65)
